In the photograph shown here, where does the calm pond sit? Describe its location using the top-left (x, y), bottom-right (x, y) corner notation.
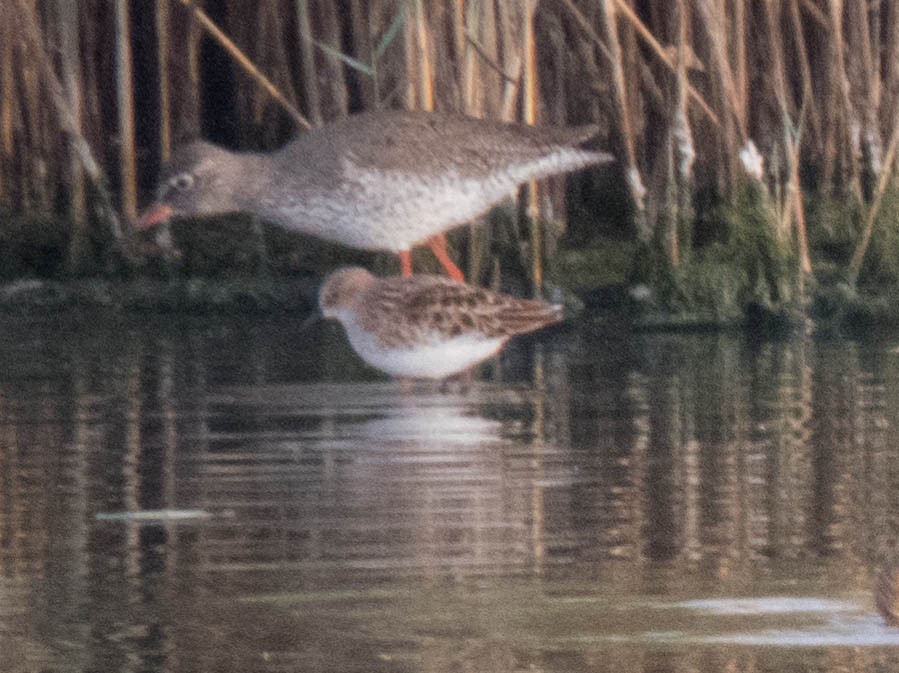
top-left (2, 310), bottom-right (899, 672)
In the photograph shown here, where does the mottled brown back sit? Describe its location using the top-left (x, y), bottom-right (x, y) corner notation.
top-left (356, 274), bottom-right (563, 348)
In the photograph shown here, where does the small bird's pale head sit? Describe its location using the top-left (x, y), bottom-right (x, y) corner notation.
top-left (319, 266), bottom-right (377, 319)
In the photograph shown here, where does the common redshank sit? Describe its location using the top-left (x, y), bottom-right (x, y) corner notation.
top-left (137, 110), bottom-right (612, 280)
top-left (318, 266), bottom-right (563, 379)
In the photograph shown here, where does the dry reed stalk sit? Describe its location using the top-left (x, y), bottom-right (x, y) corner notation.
top-left (412, 0), bottom-right (435, 110)
top-left (469, 0), bottom-right (502, 116)
top-left (14, 0), bottom-right (126, 245)
top-left (800, 0), bottom-right (828, 26)
top-left (541, 13), bottom-right (571, 146)
top-left (724, 1), bottom-right (747, 186)
top-left (55, 0), bottom-right (89, 268)
top-left (316, 1), bottom-right (350, 117)
top-left (347, 0), bottom-right (375, 109)
top-left (185, 3), bottom-right (202, 135)
top-left (452, 0), bottom-right (466, 69)
top-left (762, 0), bottom-right (810, 278)
top-left (787, 0), bottom-right (820, 153)
top-left (846, 0), bottom-right (884, 183)
top-left (768, 0), bottom-right (813, 277)
top-left (468, 0), bottom-right (520, 282)
top-left (16, 4), bottom-right (40, 211)
top-left (499, 57), bottom-right (522, 122)
top-left (670, 0), bottom-right (694, 270)
top-left (296, 0), bottom-right (323, 126)
top-left (733, 0), bottom-right (747, 136)
top-left (522, 0), bottom-right (543, 294)
top-left (608, 0), bottom-right (718, 127)
top-left (176, 0), bottom-right (310, 130)
top-left (597, 1), bottom-right (643, 220)
top-left (422, 2), bottom-right (445, 103)
top-left (847, 107), bottom-right (899, 285)
top-left (0, 2), bottom-right (14, 207)
top-left (253, 3), bottom-right (302, 135)
top-left (403, 2), bottom-right (417, 109)
top-left (20, 5), bottom-right (43, 212)
top-left (115, 0), bottom-right (138, 222)
top-left (453, 0), bottom-right (472, 112)
top-left (555, 0), bottom-right (640, 193)
top-left (495, 1), bottom-right (522, 121)
top-left (776, 97), bottom-right (812, 277)
top-left (883, 4), bottom-right (899, 108)
top-left (464, 1), bottom-right (489, 281)
top-left (156, 0), bottom-right (172, 161)
top-left (785, 130), bottom-right (812, 276)
top-left (461, 0), bottom-right (484, 115)
top-left (80, 5), bottom-right (103, 173)
top-left (763, 0), bottom-right (790, 235)
top-left (693, 1), bottom-right (742, 188)
top-left (851, 0), bottom-right (880, 109)
top-left (824, 0), bottom-right (857, 195)
top-left (367, 1), bottom-right (409, 108)
top-left (242, 5), bottom-right (269, 129)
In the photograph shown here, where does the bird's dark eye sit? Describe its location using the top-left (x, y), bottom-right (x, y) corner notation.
top-left (169, 173), bottom-right (194, 191)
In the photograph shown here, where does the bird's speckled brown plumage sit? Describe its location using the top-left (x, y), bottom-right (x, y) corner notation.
top-left (319, 267), bottom-right (563, 379)
top-left (320, 267), bottom-right (562, 348)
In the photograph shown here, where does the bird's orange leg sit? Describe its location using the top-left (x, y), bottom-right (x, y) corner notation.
top-left (399, 250), bottom-right (413, 277)
top-left (427, 234), bottom-right (465, 282)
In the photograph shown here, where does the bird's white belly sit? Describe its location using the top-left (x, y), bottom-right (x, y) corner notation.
top-left (344, 324), bottom-right (506, 379)
top-left (272, 163), bottom-right (525, 252)
top-left (263, 147), bottom-right (599, 252)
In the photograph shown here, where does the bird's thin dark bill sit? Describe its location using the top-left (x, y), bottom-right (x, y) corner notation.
top-left (299, 312), bottom-right (323, 333)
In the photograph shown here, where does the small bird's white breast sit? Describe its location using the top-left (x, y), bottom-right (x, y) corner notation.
top-left (341, 319), bottom-right (506, 379)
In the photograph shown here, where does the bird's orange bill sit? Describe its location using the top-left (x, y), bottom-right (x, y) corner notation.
top-left (135, 203), bottom-right (174, 231)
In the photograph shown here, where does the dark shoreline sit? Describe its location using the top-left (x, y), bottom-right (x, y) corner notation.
top-left (0, 275), bottom-right (893, 340)
top-left (0, 277), bottom-right (319, 316)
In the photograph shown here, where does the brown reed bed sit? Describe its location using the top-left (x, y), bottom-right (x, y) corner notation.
top-left (2, 1), bottom-right (899, 320)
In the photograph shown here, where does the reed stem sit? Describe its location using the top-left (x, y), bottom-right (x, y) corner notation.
top-left (848, 110), bottom-right (899, 285)
top-left (176, 0), bottom-right (310, 130)
top-left (154, 2), bottom-right (171, 162)
top-left (0, 1), bottom-right (14, 207)
top-left (15, 0), bottom-right (126, 247)
top-left (56, 0), bottom-right (88, 268)
top-left (522, 0), bottom-right (542, 297)
top-left (296, 0), bottom-right (323, 126)
top-left (115, 0), bottom-right (137, 223)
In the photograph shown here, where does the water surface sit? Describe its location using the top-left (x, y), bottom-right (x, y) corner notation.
top-left (2, 312), bottom-right (899, 672)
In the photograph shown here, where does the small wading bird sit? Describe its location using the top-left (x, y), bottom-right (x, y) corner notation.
top-left (318, 266), bottom-right (563, 380)
top-left (136, 110), bottom-right (612, 281)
